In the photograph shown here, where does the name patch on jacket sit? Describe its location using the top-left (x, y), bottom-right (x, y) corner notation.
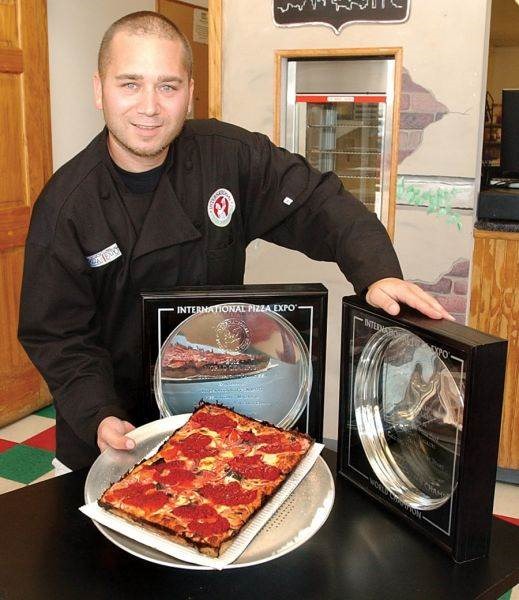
top-left (208, 188), bottom-right (235, 227)
top-left (86, 243), bottom-right (122, 268)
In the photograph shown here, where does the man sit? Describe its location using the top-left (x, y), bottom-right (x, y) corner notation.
top-left (18, 12), bottom-right (451, 471)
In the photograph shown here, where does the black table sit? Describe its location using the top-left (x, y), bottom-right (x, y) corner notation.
top-left (0, 450), bottom-right (517, 600)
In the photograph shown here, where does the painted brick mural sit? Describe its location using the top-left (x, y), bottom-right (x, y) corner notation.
top-left (413, 259), bottom-right (470, 323)
top-left (399, 69), bottom-right (449, 164)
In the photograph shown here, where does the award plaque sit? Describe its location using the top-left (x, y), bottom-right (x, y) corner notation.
top-left (141, 284), bottom-right (327, 440)
top-left (337, 295), bottom-right (507, 562)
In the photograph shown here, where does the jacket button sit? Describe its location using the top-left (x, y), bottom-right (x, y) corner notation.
top-left (185, 160), bottom-right (193, 171)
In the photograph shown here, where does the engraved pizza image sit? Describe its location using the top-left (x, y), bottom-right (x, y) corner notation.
top-left (160, 343), bottom-right (272, 381)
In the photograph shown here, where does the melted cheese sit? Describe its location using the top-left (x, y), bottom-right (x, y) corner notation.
top-left (202, 429), bottom-right (220, 439)
top-left (199, 457), bottom-right (217, 470)
top-left (262, 453), bottom-right (279, 466)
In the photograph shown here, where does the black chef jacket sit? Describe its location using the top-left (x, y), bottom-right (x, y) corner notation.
top-left (18, 119), bottom-right (402, 469)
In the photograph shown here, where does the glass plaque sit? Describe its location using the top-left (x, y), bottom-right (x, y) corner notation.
top-left (154, 303), bottom-right (311, 429)
top-left (338, 296), bottom-right (507, 563)
top-left (141, 284), bottom-right (327, 440)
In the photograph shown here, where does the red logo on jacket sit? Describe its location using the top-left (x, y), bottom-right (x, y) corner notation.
top-left (208, 188), bottom-right (235, 227)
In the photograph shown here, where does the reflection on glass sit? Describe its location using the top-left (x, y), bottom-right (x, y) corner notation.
top-left (154, 303), bottom-right (311, 429)
top-left (354, 327), bottom-right (463, 510)
top-left (304, 101), bottom-right (384, 212)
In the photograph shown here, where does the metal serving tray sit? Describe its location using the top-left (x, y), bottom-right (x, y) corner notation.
top-left (84, 415), bottom-right (334, 569)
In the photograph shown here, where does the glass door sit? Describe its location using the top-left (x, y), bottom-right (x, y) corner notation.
top-left (296, 94), bottom-right (386, 217)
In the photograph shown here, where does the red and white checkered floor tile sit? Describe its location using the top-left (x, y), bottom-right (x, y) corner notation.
top-left (0, 405), bottom-right (56, 493)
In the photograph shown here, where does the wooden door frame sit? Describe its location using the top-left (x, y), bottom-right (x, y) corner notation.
top-left (274, 48), bottom-right (402, 239)
top-left (208, 0), bottom-right (222, 119)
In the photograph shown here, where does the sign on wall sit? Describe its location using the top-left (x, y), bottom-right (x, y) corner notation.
top-left (273, 0), bottom-right (410, 34)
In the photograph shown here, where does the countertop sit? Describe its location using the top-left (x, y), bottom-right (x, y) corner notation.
top-left (0, 449), bottom-right (518, 600)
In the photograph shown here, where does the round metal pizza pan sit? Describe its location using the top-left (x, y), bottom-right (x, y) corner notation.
top-left (353, 326), bottom-right (463, 511)
top-left (84, 415), bottom-right (334, 569)
top-left (153, 303), bottom-right (312, 430)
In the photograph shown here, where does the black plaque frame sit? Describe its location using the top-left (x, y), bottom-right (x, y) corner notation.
top-left (337, 295), bottom-right (507, 563)
top-left (141, 284), bottom-right (327, 441)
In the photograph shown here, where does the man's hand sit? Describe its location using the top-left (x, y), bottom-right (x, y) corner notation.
top-left (97, 416), bottom-right (136, 452)
top-left (366, 277), bottom-right (455, 321)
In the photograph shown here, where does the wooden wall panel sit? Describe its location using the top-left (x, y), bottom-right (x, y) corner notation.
top-left (0, 248), bottom-right (46, 426)
top-left (0, 1), bottom-right (18, 48)
top-left (208, 0), bottom-right (221, 119)
top-left (0, 74), bottom-right (25, 207)
top-left (469, 230), bottom-right (519, 470)
top-left (19, 0), bottom-right (53, 201)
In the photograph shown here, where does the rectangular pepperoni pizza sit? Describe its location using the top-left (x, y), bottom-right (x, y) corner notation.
top-left (98, 402), bottom-right (313, 557)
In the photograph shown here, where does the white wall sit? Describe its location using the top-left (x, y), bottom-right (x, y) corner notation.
top-left (221, 0), bottom-right (490, 179)
top-left (47, 0), bottom-right (155, 171)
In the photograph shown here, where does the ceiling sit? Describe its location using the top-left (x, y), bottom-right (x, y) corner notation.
top-left (490, 0), bottom-right (519, 46)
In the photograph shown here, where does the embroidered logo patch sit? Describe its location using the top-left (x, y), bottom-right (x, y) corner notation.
top-left (208, 188), bottom-right (235, 227)
top-left (86, 243), bottom-right (122, 268)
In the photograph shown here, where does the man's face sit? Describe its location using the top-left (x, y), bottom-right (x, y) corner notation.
top-left (93, 32), bottom-right (194, 170)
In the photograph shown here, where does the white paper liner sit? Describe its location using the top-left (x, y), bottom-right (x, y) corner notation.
top-left (80, 442), bottom-right (324, 570)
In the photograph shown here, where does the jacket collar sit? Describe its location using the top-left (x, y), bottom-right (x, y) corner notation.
top-left (98, 127), bottom-right (201, 259)
top-left (132, 173), bottom-right (201, 259)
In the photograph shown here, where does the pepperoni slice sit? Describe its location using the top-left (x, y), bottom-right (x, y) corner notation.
top-left (183, 433), bottom-right (214, 448)
top-left (188, 514), bottom-right (230, 537)
top-left (229, 455), bottom-right (281, 481)
top-left (159, 468), bottom-right (196, 486)
top-left (236, 431), bottom-right (285, 446)
top-left (254, 433), bottom-right (286, 446)
top-left (237, 430), bottom-right (258, 443)
top-left (107, 482), bottom-right (155, 502)
top-left (173, 503), bottom-right (219, 520)
top-left (139, 460), bottom-right (188, 482)
top-left (173, 504), bottom-right (230, 538)
top-left (161, 446), bottom-right (182, 461)
top-left (169, 433), bottom-right (217, 460)
top-left (124, 490), bottom-right (169, 513)
top-left (150, 460), bottom-right (185, 472)
top-left (192, 410), bottom-right (236, 431)
top-left (199, 481), bottom-right (258, 506)
top-left (261, 441), bottom-right (302, 454)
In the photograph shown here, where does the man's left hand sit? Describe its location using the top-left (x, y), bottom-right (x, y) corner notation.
top-left (366, 278), bottom-right (455, 321)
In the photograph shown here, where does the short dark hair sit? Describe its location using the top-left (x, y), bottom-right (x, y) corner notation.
top-left (98, 11), bottom-right (193, 79)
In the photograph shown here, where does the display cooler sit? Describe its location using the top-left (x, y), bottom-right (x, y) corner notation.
top-left (282, 57), bottom-right (395, 225)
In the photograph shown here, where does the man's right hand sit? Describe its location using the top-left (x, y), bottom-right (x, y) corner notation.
top-left (97, 416), bottom-right (136, 452)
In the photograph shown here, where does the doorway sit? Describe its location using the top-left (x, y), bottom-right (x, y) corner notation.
top-left (482, 0), bottom-right (519, 187)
